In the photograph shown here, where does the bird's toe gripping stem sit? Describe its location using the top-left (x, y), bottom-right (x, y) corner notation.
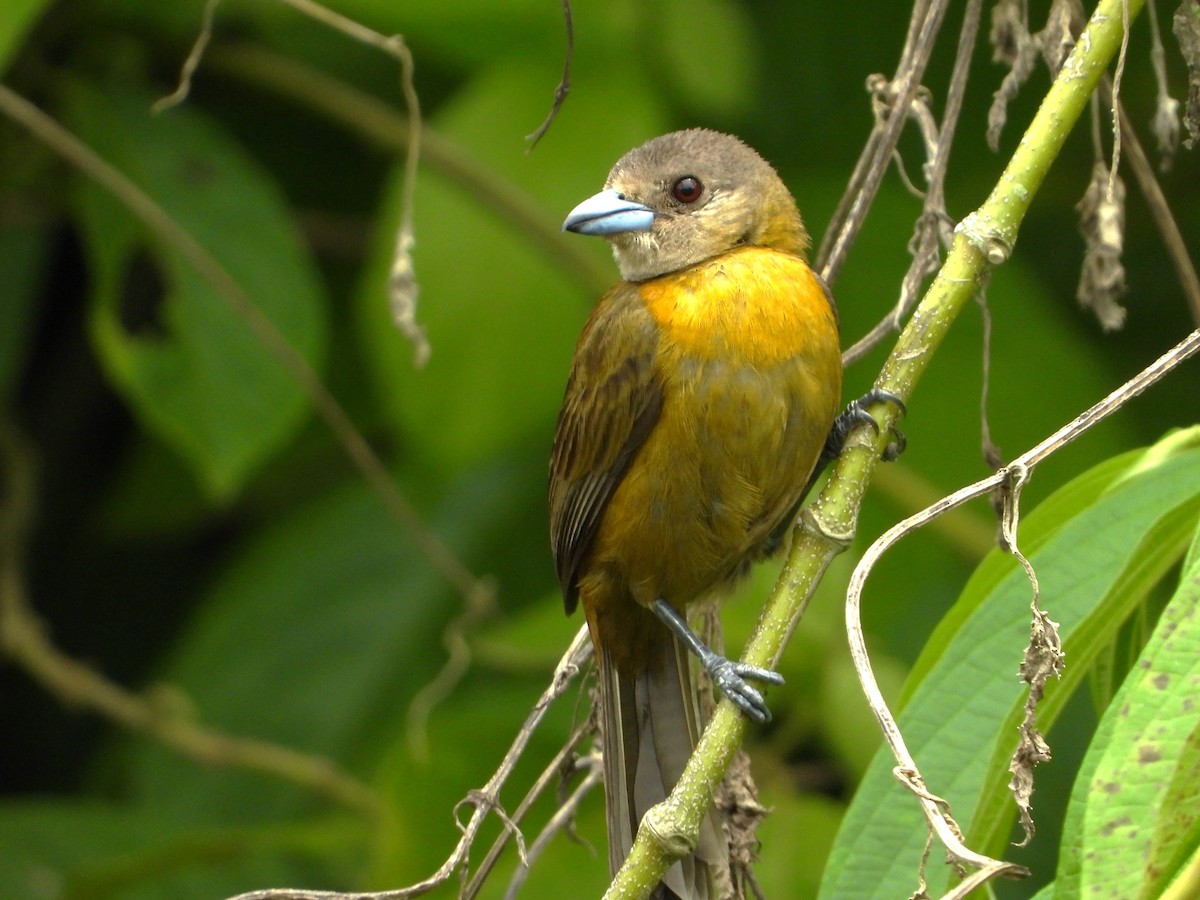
top-left (652, 598), bottom-right (784, 724)
top-left (824, 388), bottom-right (907, 465)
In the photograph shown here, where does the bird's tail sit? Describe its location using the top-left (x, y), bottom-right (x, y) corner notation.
top-left (599, 633), bottom-right (728, 899)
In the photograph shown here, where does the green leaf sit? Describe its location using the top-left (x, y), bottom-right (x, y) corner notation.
top-left (121, 477), bottom-right (452, 822)
top-left (0, 800), bottom-right (344, 900)
top-left (1055, 520), bottom-right (1200, 900)
top-left (63, 82), bottom-right (327, 499)
top-left (818, 439), bottom-right (1200, 899)
top-left (0, 0), bottom-right (49, 75)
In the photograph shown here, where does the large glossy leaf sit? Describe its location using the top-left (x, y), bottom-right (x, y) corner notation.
top-left (64, 82), bottom-right (327, 499)
top-left (819, 436), bottom-right (1200, 898)
top-left (1055, 522), bottom-right (1200, 899)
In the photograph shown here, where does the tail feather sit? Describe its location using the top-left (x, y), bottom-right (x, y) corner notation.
top-left (600, 635), bottom-right (727, 899)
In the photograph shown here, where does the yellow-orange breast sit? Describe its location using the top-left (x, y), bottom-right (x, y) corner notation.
top-left (577, 246), bottom-right (842, 672)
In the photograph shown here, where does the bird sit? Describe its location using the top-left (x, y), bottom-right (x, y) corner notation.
top-left (550, 128), bottom-right (872, 898)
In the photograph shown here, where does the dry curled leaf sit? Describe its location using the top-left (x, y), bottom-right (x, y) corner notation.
top-left (1175, 0), bottom-right (1200, 148)
top-left (1009, 604), bottom-right (1064, 846)
top-left (1076, 162), bottom-right (1129, 331)
top-left (1149, 0), bottom-right (1182, 168)
top-left (989, 0), bottom-right (1026, 64)
top-left (988, 0), bottom-right (1039, 149)
top-left (988, 0), bottom-right (1082, 148)
top-left (1152, 93), bottom-right (1182, 165)
top-left (716, 750), bottom-right (770, 900)
top-left (1041, 0), bottom-right (1081, 77)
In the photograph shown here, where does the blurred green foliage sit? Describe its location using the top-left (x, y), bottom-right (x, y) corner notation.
top-left (1, 0), bottom-right (1198, 898)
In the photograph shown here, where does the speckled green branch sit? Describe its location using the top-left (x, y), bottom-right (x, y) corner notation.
top-left (605, 0), bottom-right (1146, 896)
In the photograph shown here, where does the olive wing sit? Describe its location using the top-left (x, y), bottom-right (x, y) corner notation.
top-left (549, 286), bottom-right (663, 614)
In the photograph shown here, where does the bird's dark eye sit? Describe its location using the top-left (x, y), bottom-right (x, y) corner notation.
top-left (672, 176), bottom-right (703, 204)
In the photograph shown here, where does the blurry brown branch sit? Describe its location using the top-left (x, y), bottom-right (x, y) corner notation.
top-left (0, 424), bottom-right (381, 816)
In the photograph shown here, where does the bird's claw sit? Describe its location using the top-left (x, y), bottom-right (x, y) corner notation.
top-left (828, 388), bottom-right (907, 463)
top-left (704, 654), bottom-right (785, 724)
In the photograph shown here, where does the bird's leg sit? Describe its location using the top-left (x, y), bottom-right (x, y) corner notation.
top-left (651, 598), bottom-right (784, 724)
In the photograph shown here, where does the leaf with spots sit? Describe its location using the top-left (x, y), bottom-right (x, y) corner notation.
top-left (820, 434), bottom-right (1200, 900)
top-left (1056, 518), bottom-right (1200, 899)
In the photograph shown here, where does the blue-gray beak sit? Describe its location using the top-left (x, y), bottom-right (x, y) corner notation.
top-left (562, 189), bottom-right (655, 236)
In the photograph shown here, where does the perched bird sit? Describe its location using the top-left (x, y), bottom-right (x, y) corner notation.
top-left (550, 129), bottom-right (858, 898)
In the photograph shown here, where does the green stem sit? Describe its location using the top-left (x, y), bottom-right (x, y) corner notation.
top-left (605, 0), bottom-right (1145, 895)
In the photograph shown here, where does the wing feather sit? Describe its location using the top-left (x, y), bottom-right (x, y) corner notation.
top-left (549, 284), bottom-right (663, 613)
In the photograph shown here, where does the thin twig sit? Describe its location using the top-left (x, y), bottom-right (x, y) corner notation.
top-left (274, 0), bottom-right (431, 364)
top-left (503, 753), bottom-right (603, 898)
top-left (226, 626), bottom-right (594, 900)
top-left (816, 0), bottom-right (953, 288)
top-left (463, 717), bottom-right (597, 899)
top-left (165, 0), bottom-right (430, 363)
top-left (977, 285), bottom-right (1003, 469)
top-left (842, 0), bottom-right (982, 366)
top-left (1107, 0), bottom-right (1132, 200)
top-left (152, 0), bottom-right (222, 112)
top-left (526, 0), bottom-right (574, 149)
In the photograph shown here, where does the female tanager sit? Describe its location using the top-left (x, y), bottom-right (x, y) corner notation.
top-left (550, 129), bottom-right (845, 899)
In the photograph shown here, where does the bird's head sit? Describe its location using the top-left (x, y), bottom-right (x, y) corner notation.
top-left (562, 129), bottom-right (809, 282)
